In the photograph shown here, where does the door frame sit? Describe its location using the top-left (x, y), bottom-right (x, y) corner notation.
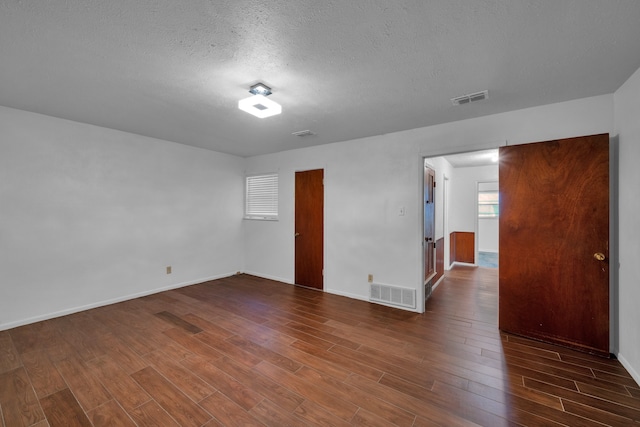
top-left (443, 174), bottom-right (450, 270)
top-left (423, 161), bottom-right (437, 285)
top-left (419, 141), bottom-right (504, 314)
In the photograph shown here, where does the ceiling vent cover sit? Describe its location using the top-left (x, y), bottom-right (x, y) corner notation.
top-left (451, 90), bottom-right (489, 106)
top-left (292, 130), bottom-right (315, 137)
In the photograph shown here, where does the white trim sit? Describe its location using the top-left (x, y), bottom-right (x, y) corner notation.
top-left (0, 272), bottom-right (238, 331)
top-left (450, 261), bottom-right (477, 267)
top-left (418, 140), bottom-right (507, 159)
top-left (242, 271), bottom-right (293, 285)
top-left (618, 353), bottom-right (640, 387)
top-left (324, 288), bottom-right (368, 302)
top-left (432, 274), bottom-right (445, 292)
top-left (243, 216), bottom-right (279, 221)
top-left (443, 175), bottom-right (450, 270)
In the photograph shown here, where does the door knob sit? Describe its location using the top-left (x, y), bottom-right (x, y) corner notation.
top-left (593, 252), bottom-right (605, 261)
top-left (295, 233), bottom-right (300, 238)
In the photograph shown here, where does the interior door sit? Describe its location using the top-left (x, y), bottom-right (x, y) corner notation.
top-left (295, 169), bottom-right (324, 290)
top-left (424, 165), bottom-right (435, 282)
top-left (499, 134), bottom-right (609, 356)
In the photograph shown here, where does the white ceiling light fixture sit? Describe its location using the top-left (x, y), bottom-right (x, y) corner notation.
top-left (238, 83), bottom-right (282, 118)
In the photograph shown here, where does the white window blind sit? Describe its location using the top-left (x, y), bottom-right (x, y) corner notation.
top-left (245, 174), bottom-right (278, 220)
top-left (478, 191), bottom-right (499, 218)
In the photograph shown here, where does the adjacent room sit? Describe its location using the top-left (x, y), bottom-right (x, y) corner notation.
top-left (2, 1), bottom-right (640, 425)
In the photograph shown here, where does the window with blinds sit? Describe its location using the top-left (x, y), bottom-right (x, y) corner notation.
top-left (245, 174), bottom-right (278, 220)
top-left (478, 190), bottom-right (499, 218)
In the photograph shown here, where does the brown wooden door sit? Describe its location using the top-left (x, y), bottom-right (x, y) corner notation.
top-left (424, 166), bottom-right (435, 282)
top-left (499, 134), bottom-right (609, 356)
top-left (295, 169), bottom-right (324, 290)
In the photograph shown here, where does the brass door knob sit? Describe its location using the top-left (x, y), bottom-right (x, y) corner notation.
top-left (294, 233), bottom-right (300, 238)
top-left (593, 253), bottom-right (606, 261)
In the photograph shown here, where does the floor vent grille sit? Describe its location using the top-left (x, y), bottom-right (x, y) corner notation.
top-left (370, 283), bottom-right (416, 309)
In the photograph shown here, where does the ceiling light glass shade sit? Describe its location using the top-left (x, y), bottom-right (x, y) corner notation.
top-left (238, 94), bottom-right (282, 118)
top-left (249, 83), bottom-right (272, 96)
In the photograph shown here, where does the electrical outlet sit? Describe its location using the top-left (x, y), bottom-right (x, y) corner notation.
top-left (166, 266), bottom-right (172, 274)
top-left (368, 274), bottom-right (373, 283)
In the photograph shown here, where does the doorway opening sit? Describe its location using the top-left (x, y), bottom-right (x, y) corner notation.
top-left (477, 181), bottom-right (499, 268)
top-left (423, 163), bottom-right (436, 301)
top-left (422, 148), bottom-right (499, 303)
top-left (424, 134), bottom-right (611, 356)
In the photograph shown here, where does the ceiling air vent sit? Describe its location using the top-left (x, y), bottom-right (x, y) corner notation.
top-left (292, 130), bottom-right (315, 137)
top-left (451, 90), bottom-right (489, 106)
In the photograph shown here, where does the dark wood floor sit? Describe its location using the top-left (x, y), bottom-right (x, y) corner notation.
top-left (1, 266), bottom-right (639, 426)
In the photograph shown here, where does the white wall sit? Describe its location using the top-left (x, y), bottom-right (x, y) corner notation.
top-left (0, 106), bottom-right (245, 330)
top-left (614, 66), bottom-right (640, 384)
top-left (245, 94), bottom-right (614, 313)
top-left (448, 165), bottom-right (499, 241)
top-left (478, 218), bottom-right (499, 253)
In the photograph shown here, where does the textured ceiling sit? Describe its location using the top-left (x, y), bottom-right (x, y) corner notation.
top-left (2, 1), bottom-right (640, 157)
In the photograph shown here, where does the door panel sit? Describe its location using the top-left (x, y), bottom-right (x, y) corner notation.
top-left (450, 231), bottom-right (475, 264)
top-left (295, 169), bottom-right (324, 290)
top-left (424, 166), bottom-right (435, 282)
top-left (499, 134), bottom-right (609, 356)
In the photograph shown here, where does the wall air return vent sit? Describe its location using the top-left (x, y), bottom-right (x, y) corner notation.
top-left (370, 283), bottom-right (416, 309)
top-left (451, 90), bottom-right (489, 106)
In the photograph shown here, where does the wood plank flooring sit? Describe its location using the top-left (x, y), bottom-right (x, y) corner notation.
top-left (1, 266), bottom-right (639, 426)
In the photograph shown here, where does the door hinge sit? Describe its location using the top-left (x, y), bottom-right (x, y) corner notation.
top-left (433, 181), bottom-right (436, 187)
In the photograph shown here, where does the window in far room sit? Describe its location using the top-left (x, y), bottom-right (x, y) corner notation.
top-left (478, 189), bottom-right (499, 218)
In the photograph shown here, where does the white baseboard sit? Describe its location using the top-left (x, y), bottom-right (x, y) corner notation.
top-left (0, 272), bottom-right (236, 331)
top-left (324, 288), bottom-right (368, 302)
top-left (241, 271), bottom-right (293, 285)
top-left (451, 261), bottom-right (477, 267)
top-left (432, 274), bottom-right (445, 292)
top-left (617, 353), bottom-right (640, 387)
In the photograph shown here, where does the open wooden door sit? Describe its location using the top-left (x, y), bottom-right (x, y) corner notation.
top-left (499, 134), bottom-right (609, 356)
top-left (424, 165), bottom-right (436, 282)
top-left (295, 169), bottom-right (324, 290)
